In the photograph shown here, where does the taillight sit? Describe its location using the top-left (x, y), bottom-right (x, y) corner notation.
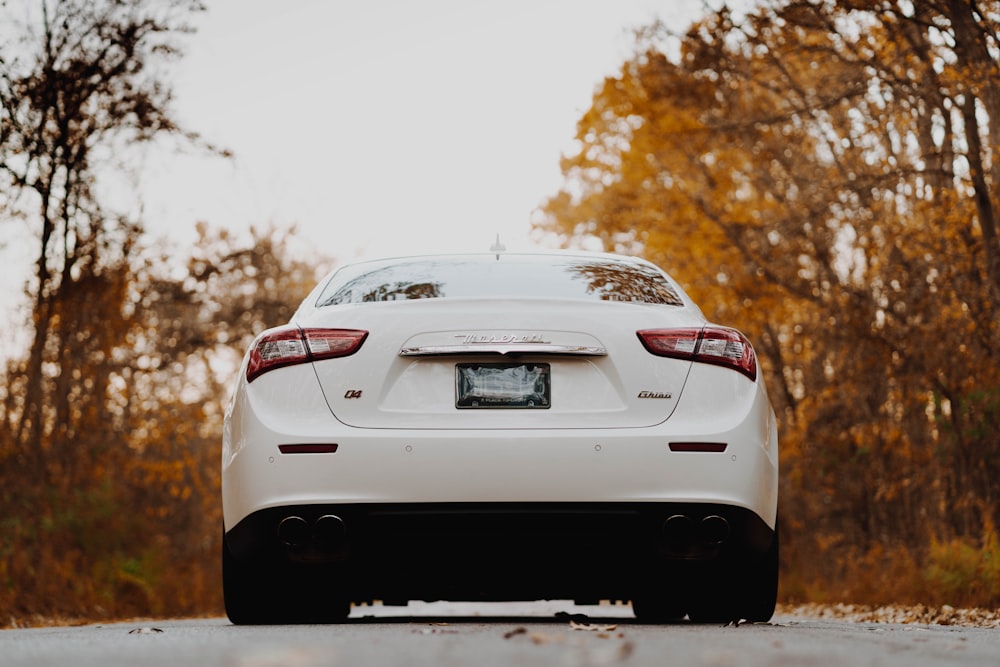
top-left (246, 327), bottom-right (368, 382)
top-left (637, 326), bottom-right (757, 380)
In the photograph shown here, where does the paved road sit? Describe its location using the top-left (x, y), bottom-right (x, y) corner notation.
top-left (1, 602), bottom-right (996, 667)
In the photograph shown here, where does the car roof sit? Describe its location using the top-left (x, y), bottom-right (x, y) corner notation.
top-left (334, 249), bottom-right (661, 270)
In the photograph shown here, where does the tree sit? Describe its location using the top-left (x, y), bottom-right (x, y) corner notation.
top-left (537, 0), bottom-right (1000, 604)
top-left (0, 0), bottom-right (213, 621)
top-left (0, 0), bottom-right (338, 623)
top-left (0, 0), bottom-right (207, 466)
top-left (0, 220), bottom-right (323, 620)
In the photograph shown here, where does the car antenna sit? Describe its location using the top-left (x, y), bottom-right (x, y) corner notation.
top-left (490, 233), bottom-right (506, 260)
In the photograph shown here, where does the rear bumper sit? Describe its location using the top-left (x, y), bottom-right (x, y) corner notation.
top-left (223, 418), bottom-right (779, 534)
top-left (224, 501), bottom-right (775, 603)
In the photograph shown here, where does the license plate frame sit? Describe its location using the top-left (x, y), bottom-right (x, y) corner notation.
top-left (456, 362), bottom-right (551, 409)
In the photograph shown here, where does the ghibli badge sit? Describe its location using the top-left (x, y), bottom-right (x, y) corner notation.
top-left (638, 390), bottom-right (673, 399)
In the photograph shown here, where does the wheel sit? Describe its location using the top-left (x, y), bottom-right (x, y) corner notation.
top-left (738, 523), bottom-right (779, 622)
top-left (222, 531), bottom-right (350, 624)
top-left (687, 524), bottom-right (779, 624)
top-left (223, 531), bottom-right (279, 624)
top-left (686, 585), bottom-right (741, 624)
top-left (631, 594), bottom-right (686, 623)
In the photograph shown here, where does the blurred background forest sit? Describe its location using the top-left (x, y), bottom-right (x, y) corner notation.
top-left (2, 0), bottom-right (999, 624)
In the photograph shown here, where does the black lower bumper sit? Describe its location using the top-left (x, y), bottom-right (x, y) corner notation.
top-left (225, 502), bottom-right (774, 603)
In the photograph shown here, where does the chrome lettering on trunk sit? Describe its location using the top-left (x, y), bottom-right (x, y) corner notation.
top-left (455, 334), bottom-right (552, 345)
top-left (638, 391), bottom-right (673, 399)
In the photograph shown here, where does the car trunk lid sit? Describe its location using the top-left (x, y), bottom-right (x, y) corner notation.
top-left (303, 299), bottom-right (699, 430)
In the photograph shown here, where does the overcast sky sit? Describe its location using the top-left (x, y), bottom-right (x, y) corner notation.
top-left (3, 0), bottom-right (717, 335)
top-left (140, 0), bottom-right (712, 260)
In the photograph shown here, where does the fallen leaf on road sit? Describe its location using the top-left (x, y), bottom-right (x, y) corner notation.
top-left (569, 620), bottom-right (618, 632)
top-left (414, 627), bottom-right (458, 635)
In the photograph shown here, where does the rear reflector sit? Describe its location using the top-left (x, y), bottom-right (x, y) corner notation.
top-left (669, 442), bottom-right (728, 453)
top-left (637, 326), bottom-right (757, 380)
top-left (247, 326), bottom-right (368, 382)
top-left (278, 443), bottom-right (340, 454)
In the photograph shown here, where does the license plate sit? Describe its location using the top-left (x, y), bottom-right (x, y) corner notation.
top-left (456, 363), bottom-right (550, 409)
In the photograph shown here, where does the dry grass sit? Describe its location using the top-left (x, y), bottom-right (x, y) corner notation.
top-left (777, 602), bottom-right (1000, 627)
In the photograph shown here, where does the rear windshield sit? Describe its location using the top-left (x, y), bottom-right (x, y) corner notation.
top-left (316, 255), bottom-right (684, 307)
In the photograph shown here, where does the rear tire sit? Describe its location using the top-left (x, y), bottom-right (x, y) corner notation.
top-left (687, 523), bottom-right (779, 624)
top-left (739, 523), bottom-right (779, 622)
top-left (686, 583), bottom-right (741, 624)
top-left (631, 594), bottom-right (686, 623)
top-left (223, 532), bottom-right (277, 624)
top-left (222, 531), bottom-right (350, 624)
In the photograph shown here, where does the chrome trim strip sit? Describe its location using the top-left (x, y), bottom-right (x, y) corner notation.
top-left (400, 344), bottom-right (607, 357)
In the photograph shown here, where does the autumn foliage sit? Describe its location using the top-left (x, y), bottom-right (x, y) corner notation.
top-left (536, 0), bottom-right (1000, 606)
top-left (0, 0), bottom-right (322, 624)
top-left (0, 223), bottom-right (322, 624)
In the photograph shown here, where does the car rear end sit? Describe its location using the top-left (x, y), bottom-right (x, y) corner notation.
top-left (222, 253), bottom-right (779, 623)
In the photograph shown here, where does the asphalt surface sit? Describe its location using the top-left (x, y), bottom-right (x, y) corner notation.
top-left (2, 601), bottom-right (997, 667)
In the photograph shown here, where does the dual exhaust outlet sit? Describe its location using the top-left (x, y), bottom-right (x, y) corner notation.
top-left (663, 514), bottom-right (730, 548)
top-left (278, 514), bottom-right (347, 550)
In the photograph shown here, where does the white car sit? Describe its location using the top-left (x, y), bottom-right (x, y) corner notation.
top-left (222, 251), bottom-right (779, 624)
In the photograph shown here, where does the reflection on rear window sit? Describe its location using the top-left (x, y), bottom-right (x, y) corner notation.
top-left (316, 255), bottom-right (684, 307)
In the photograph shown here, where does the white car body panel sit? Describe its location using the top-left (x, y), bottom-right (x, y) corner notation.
top-left (223, 337), bottom-right (778, 531)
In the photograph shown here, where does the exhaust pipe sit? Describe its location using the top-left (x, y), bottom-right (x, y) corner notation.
top-left (277, 516), bottom-right (311, 547)
top-left (700, 515), bottom-right (730, 545)
top-left (661, 514), bottom-right (730, 551)
top-left (662, 514), bottom-right (697, 548)
top-left (314, 514), bottom-right (347, 550)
